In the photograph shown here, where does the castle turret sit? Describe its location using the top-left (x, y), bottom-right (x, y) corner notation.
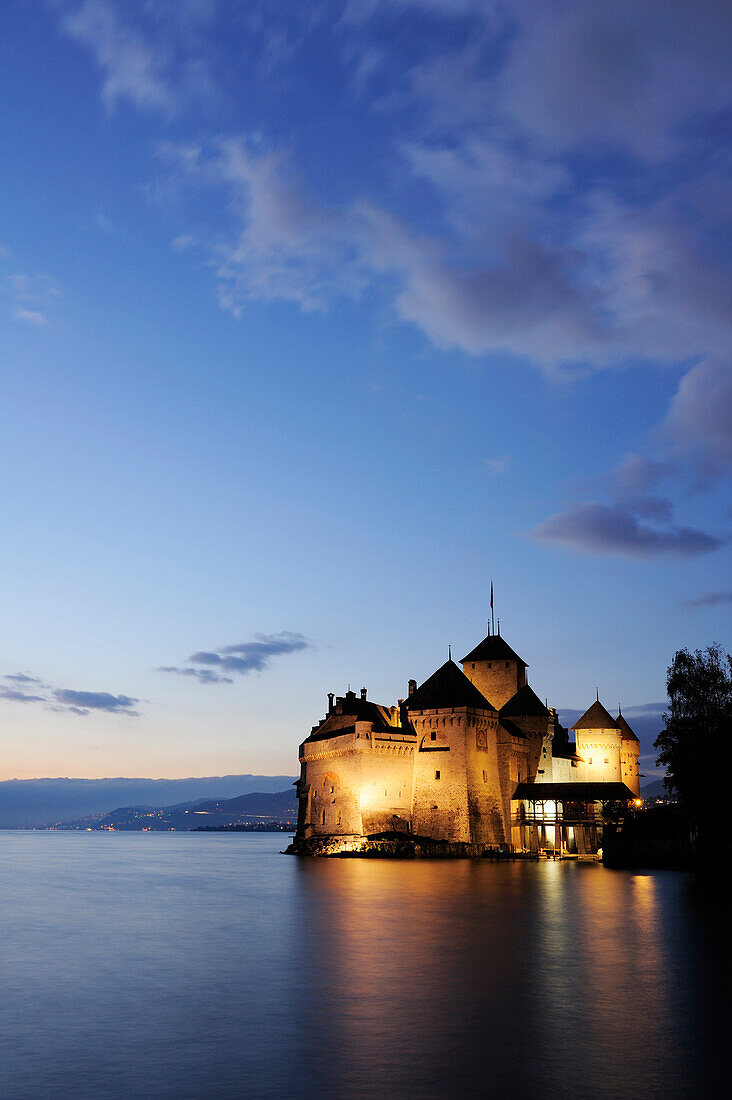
top-left (616, 707), bottom-right (641, 797)
top-left (572, 698), bottom-right (623, 783)
top-left (461, 631), bottom-right (527, 710)
top-left (405, 659), bottom-right (503, 845)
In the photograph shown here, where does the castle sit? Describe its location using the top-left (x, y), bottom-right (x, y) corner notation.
top-left (294, 628), bottom-right (640, 855)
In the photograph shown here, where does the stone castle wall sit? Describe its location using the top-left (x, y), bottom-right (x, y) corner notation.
top-left (411, 712), bottom-right (471, 842)
top-left (463, 660), bottom-right (526, 710)
top-left (575, 729), bottom-right (623, 783)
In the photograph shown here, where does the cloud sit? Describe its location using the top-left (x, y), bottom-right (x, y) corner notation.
top-left (62, 0), bottom-right (175, 114)
top-left (0, 672), bottom-right (140, 716)
top-left (0, 687), bottom-right (47, 704)
top-left (484, 454), bottom-right (512, 477)
top-left (660, 359), bottom-right (732, 479)
top-left (534, 502), bottom-right (723, 558)
top-left (536, 353), bottom-right (732, 558)
top-left (156, 666), bottom-right (234, 685)
top-left (52, 2), bottom-right (730, 378)
top-left (494, 1), bottom-right (731, 162)
top-left (159, 632), bottom-right (313, 683)
top-left (5, 273), bottom-right (61, 326)
top-left (683, 591), bottom-right (732, 610)
top-left (51, 688), bottom-right (140, 715)
top-left (162, 129), bottom-right (732, 375)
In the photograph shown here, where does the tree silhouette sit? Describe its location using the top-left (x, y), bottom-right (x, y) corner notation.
top-left (655, 644), bottom-right (732, 851)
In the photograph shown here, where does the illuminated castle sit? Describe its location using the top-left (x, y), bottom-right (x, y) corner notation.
top-left (294, 628), bottom-right (640, 855)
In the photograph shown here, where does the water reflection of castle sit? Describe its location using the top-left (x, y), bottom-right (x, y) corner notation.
top-left (295, 628), bottom-right (640, 855)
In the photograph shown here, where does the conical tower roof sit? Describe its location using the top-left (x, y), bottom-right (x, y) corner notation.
top-left (572, 698), bottom-right (619, 731)
top-left (406, 659), bottom-right (495, 712)
top-left (461, 633), bottom-right (526, 667)
top-left (499, 684), bottom-right (550, 718)
top-left (616, 709), bottom-right (640, 742)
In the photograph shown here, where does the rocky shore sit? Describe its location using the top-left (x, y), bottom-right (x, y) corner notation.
top-left (285, 832), bottom-right (526, 859)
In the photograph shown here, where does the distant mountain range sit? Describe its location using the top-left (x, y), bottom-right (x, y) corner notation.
top-left (1, 772), bottom-right (671, 829)
top-left (640, 778), bottom-right (674, 799)
top-left (0, 775), bottom-right (297, 828)
top-left (54, 789), bottom-right (298, 831)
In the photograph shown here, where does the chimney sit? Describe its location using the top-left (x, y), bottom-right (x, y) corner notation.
top-left (327, 692), bottom-right (335, 714)
top-left (408, 678), bottom-right (417, 697)
top-left (360, 686), bottom-right (367, 700)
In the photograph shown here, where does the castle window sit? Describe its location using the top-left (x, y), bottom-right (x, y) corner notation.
top-left (505, 662), bottom-right (509, 668)
top-left (487, 662), bottom-right (492, 668)
top-left (435, 770), bottom-right (441, 780)
top-left (483, 770), bottom-right (488, 782)
top-left (321, 810), bottom-right (326, 825)
top-left (604, 758), bottom-right (609, 764)
top-left (430, 731), bottom-right (436, 741)
top-left (471, 663), bottom-right (475, 670)
top-left (330, 786), bottom-right (334, 793)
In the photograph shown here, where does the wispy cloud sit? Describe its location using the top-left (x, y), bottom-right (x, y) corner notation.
top-left (0, 673), bottom-right (140, 717)
top-left (158, 632), bottom-right (313, 683)
top-left (0, 686), bottom-right (47, 704)
top-left (52, 689), bottom-right (139, 716)
top-left (156, 666), bottom-right (234, 685)
top-left (5, 273), bottom-right (61, 326)
top-left (52, 1), bottom-right (728, 378)
top-left (683, 591), bottom-right (732, 610)
top-left (484, 454), bottom-right (512, 477)
top-left (62, 0), bottom-right (175, 114)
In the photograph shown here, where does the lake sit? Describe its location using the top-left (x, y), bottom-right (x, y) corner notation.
top-left (0, 832), bottom-right (727, 1099)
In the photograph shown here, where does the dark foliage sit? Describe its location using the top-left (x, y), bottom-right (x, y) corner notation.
top-left (655, 644), bottom-right (732, 851)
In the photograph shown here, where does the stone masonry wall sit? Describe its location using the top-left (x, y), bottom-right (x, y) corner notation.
top-left (462, 660), bottom-right (526, 710)
top-left (411, 712), bottom-right (471, 842)
top-left (574, 729), bottom-right (623, 783)
top-left (464, 713), bottom-right (505, 846)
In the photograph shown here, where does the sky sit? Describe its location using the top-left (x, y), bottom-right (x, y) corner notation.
top-left (1, 0), bottom-right (730, 783)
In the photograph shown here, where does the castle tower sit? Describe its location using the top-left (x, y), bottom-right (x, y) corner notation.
top-left (572, 698), bottom-right (623, 783)
top-left (461, 631), bottom-right (527, 710)
top-left (405, 659), bottom-right (504, 846)
top-left (616, 707), bottom-right (641, 797)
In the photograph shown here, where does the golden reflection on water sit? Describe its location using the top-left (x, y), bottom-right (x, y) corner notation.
top-left (294, 859), bottom-right (701, 1099)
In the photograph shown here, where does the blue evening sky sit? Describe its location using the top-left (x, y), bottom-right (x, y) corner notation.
top-left (1, 0), bottom-right (730, 780)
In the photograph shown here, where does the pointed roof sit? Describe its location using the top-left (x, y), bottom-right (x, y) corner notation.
top-left (405, 659), bottom-right (495, 712)
top-left (461, 633), bottom-right (527, 666)
top-left (499, 684), bottom-right (550, 719)
top-left (616, 709), bottom-right (640, 743)
top-left (572, 699), bottom-right (619, 731)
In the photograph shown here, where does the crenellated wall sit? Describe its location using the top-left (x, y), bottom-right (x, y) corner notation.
top-left (299, 722), bottom-right (417, 837)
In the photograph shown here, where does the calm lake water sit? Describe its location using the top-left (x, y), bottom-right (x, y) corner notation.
top-left (0, 832), bottom-right (727, 1099)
